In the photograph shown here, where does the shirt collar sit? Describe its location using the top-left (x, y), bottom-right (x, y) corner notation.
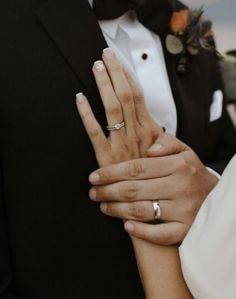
top-left (100, 11), bottom-right (135, 39)
top-left (88, 0), bottom-right (133, 39)
top-left (99, 18), bottom-right (121, 39)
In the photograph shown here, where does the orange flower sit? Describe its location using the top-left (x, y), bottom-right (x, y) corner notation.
top-left (170, 9), bottom-right (189, 34)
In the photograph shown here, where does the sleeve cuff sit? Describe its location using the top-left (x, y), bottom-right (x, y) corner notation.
top-left (206, 167), bottom-right (221, 180)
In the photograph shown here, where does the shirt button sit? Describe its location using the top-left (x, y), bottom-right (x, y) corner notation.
top-left (142, 53), bottom-right (148, 60)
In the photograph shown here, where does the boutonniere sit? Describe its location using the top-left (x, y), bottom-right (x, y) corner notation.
top-left (166, 7), bottom-right (214, 74)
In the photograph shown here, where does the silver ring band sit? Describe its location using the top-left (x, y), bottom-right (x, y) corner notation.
top-left (106, 121), bottom-right (125, 131)
top-left (152, 201), bottom-right (161, 220)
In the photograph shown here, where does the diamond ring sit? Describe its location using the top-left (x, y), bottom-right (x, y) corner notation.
top-left (106, 121), bottom-right (125, 131)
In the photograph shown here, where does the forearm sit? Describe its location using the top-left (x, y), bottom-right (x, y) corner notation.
top-left (131, 237), bottom-right (193, 299)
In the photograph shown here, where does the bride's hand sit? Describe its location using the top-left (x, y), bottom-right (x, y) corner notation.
top-left (76, 48), bottom-right (162, 167)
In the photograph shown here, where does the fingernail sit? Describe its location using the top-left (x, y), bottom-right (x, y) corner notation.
top-left (94, 60), bottom-right (105, 72)
top-left (103, 48), bottom-right (114, 59)
top-left (100, 203), bottom-right (107, 213)
top-left (76, 92), bottom-right (84, 104)
top-left (124, 222), bottom-right (134, 233)
top-left (89, 172), bottom-right (100, 184)
top-left (150, 143), bottom-right (163, 152)
top-left (89, 188), bottom-right (97, 200)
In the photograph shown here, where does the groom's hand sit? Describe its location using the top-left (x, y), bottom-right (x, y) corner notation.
top-left (89, 134), bottom-right (219, 245)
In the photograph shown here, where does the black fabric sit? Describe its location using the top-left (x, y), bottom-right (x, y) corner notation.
top-left (0, 0), bottom-right (235, 298)
top-left (94, 0), bottom-right (174, 36)
top-left (0, 166), bottom-right (16, 299)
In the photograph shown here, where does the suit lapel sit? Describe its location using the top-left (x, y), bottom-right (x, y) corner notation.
top-left (161, 37), bottom-right (208, 152)
top-left (37, 0), bottom-right (107, 100)
top-left (161, 1), bottom-right (208, 152)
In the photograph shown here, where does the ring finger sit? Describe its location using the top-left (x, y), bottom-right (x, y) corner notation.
top-left (93, 60), bottom-right (124, 134)
top-left (102, 48), bottom-right (137, 136)
top-left (100, 199), bottom-right (182, 223)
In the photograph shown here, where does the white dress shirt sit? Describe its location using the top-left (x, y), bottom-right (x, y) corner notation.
top-left (88, 0), bottom-right (177, 134)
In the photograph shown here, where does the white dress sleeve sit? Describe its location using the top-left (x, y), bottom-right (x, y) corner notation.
top-left (179, 155), bottom-right (236, 299)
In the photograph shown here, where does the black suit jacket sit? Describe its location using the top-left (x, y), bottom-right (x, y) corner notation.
top-left (0, 0), bottom-right (235, 298)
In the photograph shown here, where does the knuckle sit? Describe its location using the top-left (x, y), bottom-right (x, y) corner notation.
top-left (105, 203), bottom-right (115, 216)
top-left (184, 200), bottom-right (199, 218)
top-left (120, 91), bottom-right (133, 103)
top-left (89, 127), bottom-right (101, 139)
top-left (176, 157), bottom-right (188, 172)
top-left (122, 182), bottom-right (138, 201)
top-left (125, 160), bottom-right (145, 178)
top-left (107, 103), bottom-right (121, 116)
top-left (98, 169), bottom-right (112, 183)
top-left (133, 93), bottom-right (144, 104)
top-left (189, 165), bottom-right (197, 176)
top-left (129, 202), bottom-right (146, 220)
top-left (177, 157), bottom-right (198, 176)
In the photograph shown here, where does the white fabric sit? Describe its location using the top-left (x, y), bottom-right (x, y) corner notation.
top-left (210, 90), bottom-right (224, 122)
top-left (180, 155), bottom-right (236, 299)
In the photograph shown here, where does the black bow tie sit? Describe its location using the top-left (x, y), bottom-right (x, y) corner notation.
top-left (93, 0), bottom-right (174, 36)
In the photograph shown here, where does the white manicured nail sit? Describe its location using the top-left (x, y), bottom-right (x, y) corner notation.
top-left (76, 92), bottom-right (84, 104)
top-left (103, 48), bottom-right (114, 59)
top-left (94, 60), bottom-right (105, 72)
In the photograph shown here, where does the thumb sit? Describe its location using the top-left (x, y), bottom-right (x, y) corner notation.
top-left (124, 221), bottom-right (187, 245)
top-left (147, 133), bottom-right (189, 157)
